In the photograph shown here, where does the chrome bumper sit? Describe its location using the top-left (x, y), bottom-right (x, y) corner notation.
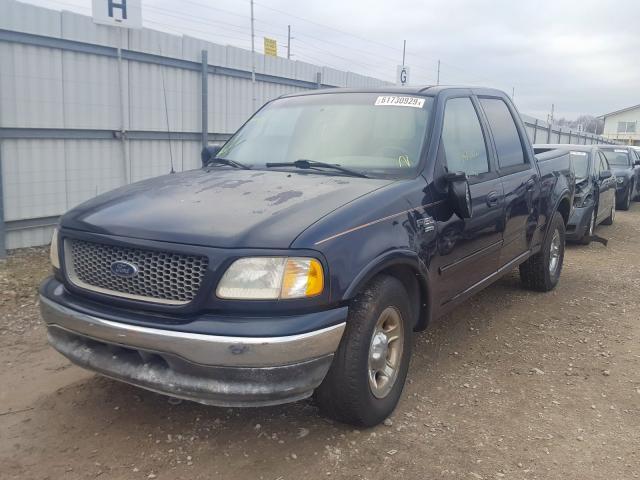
top-left (39, 295), bottom-right (346, 406)
top-left (39, 295), bottom-right (345, 367)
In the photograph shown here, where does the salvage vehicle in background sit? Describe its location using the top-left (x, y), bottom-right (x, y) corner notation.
top-left (599, 146), bottom-right (640, 210)
top-left (40, 86), bottom-right (574, 427)
top-left (534, 144), bottom-right (615, 243)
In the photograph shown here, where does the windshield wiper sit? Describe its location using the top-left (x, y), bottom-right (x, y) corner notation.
top-left (205, 157), bottom-right (251, 170)
top-left (265, 159), bottom-right (368, 178)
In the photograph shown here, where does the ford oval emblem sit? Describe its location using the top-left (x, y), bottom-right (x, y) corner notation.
top-left (110, 260), bottom-right (139, 278)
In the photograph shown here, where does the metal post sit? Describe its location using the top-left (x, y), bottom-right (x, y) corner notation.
top-left (436, 60), bottom-right (440, 85)
top-left (287, 25), bottom-right (291, 59)
top-left (316, 71), bottom-right (321, 89)
top-left (201, 49), bottom-right (208, 150)
top-left (568, 130), bottom-right (572, 144)
top-left (533, 119), bottom-right (538, 143)
top-left (0, 143), bottom-right (5, 258)
top-left (547, 123), bottom-right (552, 143)
top-left (402, 40), bottom-right (406, 66)
top-left (117, 31), bottom-right (130, 184)
top-left (250, 0), bottom-right (256, 111)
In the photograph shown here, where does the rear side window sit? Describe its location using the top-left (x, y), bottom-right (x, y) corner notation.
top-left (480, 98), bottom-right (526, 169)
top-left (440, 97), bottom-right (489, 177)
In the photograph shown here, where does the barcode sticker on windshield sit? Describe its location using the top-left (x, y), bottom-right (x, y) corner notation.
top-left (375, 96), bottom-right (425, 108)
top-left (570, 151), bottom-right (587, 156)
top-left (614, 149), bottom-right (627, 153)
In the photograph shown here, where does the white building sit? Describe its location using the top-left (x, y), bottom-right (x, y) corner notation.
top-left (600, 104), bottom-right (640, 146)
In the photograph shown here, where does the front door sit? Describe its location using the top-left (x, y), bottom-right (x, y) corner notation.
top-left (434, 96), bottom-right (505, 304)
top-left (596, 151), bottom-right (616, 222)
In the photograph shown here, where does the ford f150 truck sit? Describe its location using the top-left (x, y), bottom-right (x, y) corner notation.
top-left (40, 86), bottom-right (573, 426)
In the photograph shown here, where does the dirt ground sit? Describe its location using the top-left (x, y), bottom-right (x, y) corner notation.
top-left (1, 207), bottom-right (639, 480)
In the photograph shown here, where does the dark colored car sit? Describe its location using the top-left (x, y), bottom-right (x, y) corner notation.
top-left (534, 144), bottom-right (616, 243)
top-left (40, 86), bottom-right (574, 426)
top-left (599, 145), bottom-right (640, 210)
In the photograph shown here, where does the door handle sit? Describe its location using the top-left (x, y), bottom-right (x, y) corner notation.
top-left (486, 191), bottom-right (499, 206)
top-left (525, 179), bottom-right (535, 190)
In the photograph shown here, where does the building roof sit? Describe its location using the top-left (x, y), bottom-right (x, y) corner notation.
top-left (598, 104), bottom-right (640, 119)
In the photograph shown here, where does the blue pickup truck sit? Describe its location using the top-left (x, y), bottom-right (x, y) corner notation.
top-left (40, 86), bottom-right (573, 426)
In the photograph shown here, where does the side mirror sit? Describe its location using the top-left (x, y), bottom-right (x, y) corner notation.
top-left (599, 170), bottom-right (612, 180)
top-left (201, 144), bottom-right (223, 167)
top-left (445, 171), bottom-right (473, 219)
top-left (634, 160), bottom-right (640, 166)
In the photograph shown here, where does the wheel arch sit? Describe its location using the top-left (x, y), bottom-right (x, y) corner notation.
top-left (342, 250), bottom-right (432, 331)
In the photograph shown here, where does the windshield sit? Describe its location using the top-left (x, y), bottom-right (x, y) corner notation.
top-left (216, 93), bottom-right (433, 178)
top-left (570, 151), bottom-right (590, 181)
top-left (601, 148), bottom-right (630, 166)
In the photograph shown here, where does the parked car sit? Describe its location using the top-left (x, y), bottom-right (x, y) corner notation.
top-left (599, 145), bottom-right (640, 210)
top-left (534, 144), bottom-right (616, 243)
top-left (40, 86), bottom-right (574, 427)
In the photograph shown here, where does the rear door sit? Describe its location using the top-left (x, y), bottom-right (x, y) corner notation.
top-left (477, 96), bottom-right (539, 267)
top-left (434, 95), bottom-right (505, 303)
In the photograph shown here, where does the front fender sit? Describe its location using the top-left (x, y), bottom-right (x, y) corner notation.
top-left (342, 249), bottom-right (432, 330)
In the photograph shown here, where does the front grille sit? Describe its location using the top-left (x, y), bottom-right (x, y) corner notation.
top-left (64, 238), bottom-right (208, 305)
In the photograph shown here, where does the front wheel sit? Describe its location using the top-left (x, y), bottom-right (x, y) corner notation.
top-left (315, 275), bottom-right (413, 427)
top-left (519, 211), bottom-right (565, 292)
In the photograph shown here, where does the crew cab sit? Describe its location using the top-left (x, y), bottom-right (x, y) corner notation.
top-left (534, 144), bottom-right (615, 243)
top-left (599, 145), bottom-right (640, 210)
top-left (40, 87), bottom-right (573, 427)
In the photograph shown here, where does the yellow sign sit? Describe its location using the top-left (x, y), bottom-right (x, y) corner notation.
top-left (264, 37), bottom-right (277, 57)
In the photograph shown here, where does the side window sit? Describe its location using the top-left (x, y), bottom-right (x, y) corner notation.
top-left (479, 98), bottom-right (526, 169)
top-left (440, 97), bottom-right (490, 177)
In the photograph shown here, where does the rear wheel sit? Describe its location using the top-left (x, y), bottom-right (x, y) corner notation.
top-left (602, 204), bottom-right (615, 225)
top-left (519, 211), bottom-right (565, 292)
top-left (315, 275), bottom-right (413, 427)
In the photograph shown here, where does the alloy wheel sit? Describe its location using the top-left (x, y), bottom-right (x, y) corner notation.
top-left (368, 306), bottom-right (404, 399)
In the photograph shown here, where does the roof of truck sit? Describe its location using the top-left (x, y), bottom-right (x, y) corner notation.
top-left (279, 85), bottom-right (508, 99)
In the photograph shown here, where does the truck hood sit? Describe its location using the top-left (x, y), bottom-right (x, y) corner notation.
top-left (61, 168), bottom-right (393, 248)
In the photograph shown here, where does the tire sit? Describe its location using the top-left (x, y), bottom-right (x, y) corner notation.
top-left (602, 204), bottom-right (615, 225)
top-left (519, 211), bottom-right (565, 292)
top-left (315, 275), bottom-right (413, 427)
top-left (618, 184), bottom-right (632, 211)
top-left (577, 209), bottom-right (595, 245)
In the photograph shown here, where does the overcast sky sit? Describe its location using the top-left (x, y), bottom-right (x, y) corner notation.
top-left (24, 0), bottom-right (640, 119)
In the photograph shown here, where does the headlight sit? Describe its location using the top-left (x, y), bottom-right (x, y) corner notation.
top-left (617, 177), bottom-right (625, 184)
top-left (216, 257), bottom-right (324, 300)
top-left (50, 227), bottom-right (60, 269)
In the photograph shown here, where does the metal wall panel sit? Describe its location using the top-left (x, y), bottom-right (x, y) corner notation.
top-left (1, 139), bottom-right (67, 220)
top-left (6, 224), bottom-right (56, 250)
top-left (0, 43), bottom-right (64, 128)
top-left (0, 0), bottom-right (62, 38)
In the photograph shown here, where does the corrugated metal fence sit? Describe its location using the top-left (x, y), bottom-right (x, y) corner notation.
top-left (0, 1), bottom-right (617, 255)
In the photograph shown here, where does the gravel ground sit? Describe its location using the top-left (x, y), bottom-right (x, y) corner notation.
top-left (1, 206), bottom-right (639, 480)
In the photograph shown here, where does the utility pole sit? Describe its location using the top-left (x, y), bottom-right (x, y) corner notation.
top-left (511, 87), bottom-right (515, 99)
top-left (287, 24), bottom-right (291, 59)
top-left (402, 39), bottom-right (406, 66)
top-left (436, 60), bottom-right (440, 85)
top-left (250, 0), bottom-right (256, 111)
